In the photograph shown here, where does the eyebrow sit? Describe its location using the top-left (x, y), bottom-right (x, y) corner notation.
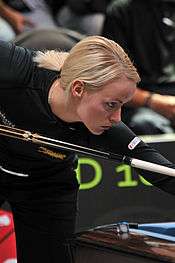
top-left (112, 99), bottom-right (123, 104)
top-left (106, 98), bottom-right (123, 104)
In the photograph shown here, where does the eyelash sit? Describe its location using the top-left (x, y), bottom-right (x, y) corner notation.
top-left (105, 102), bottom-right (120, 111)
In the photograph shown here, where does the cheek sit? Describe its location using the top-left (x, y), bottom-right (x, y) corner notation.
top-left (77, 101), bottom-right (92, 120)
top-left (88, 102), bottom-right (106, 120)
top-left (78, 100), bottom-right (105, 122)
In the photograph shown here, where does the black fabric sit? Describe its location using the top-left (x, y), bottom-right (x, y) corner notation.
top-left (0, 41), bottom-right (79, 182)
top-left (47, 0), bottom-right (67, 16)
top-left (3, 0), bottom-right (32, 12)
top-left (103, 0), bottom-right (175, 94)
top-left (67, 0), bottom-right (109, 15)
top-left (0, 168), bottom-right (78, 263)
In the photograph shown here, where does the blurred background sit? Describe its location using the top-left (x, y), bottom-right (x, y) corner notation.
top-left (1, 0), bottom-right (175, 262)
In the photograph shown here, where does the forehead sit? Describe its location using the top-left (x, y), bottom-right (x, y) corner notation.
top-left (95, 78), bottom-right (136, 101)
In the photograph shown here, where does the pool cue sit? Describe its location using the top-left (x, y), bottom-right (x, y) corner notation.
top-left (0, 124), bottom-right (175, 177)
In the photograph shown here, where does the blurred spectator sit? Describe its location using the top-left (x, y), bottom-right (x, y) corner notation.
top-left (0, 16), bottom-right (15, 41)
top-left (0, 0), bottom-right (65, 41)
top-left (56, 0), bottom-right (111, 35)
top-left (103, 0), bottom-right (175, 135)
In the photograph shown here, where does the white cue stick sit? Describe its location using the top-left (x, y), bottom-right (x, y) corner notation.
top-left (128, 158), bottom-right (175, 177)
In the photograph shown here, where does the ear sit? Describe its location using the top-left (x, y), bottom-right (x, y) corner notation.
top-left (71, 80), bottom-right (85, 98)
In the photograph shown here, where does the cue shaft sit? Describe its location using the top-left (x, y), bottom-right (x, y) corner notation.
top-left (0, 124), bottom-right (175, 177)
top-left (130, 158), bottom-right (175, 177)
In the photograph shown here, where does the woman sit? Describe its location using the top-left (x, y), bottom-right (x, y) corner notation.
top-left (0, 36), bottom-right (174, 263)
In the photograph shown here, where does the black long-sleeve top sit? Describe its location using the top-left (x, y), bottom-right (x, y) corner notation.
top-left (0, 40), bottom-right (175, 193)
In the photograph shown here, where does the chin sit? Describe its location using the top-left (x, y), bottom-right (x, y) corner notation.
top-left (84, 123), bottom-right (105, 135)
top-left (89, 128), bottom-right (104, 135)
top-left (92, 131), bottom-right (103, 135)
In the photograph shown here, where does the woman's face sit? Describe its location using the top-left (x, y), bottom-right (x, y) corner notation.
top-left (74, 77), bottom-right (136, 135)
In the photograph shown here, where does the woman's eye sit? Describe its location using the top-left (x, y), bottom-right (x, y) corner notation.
top-left (105, 102), bottom-right (119, 110)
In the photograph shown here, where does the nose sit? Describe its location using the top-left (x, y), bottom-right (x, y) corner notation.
top-left (109, 109), bottom-right (121, 124)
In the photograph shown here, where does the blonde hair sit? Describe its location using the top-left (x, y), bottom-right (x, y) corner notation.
top-left (33, 50), bottom-right (69, 71)
top-left (34, 36), bottom-right (140, 91)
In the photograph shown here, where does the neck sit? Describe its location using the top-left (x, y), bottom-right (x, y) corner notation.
top-left (48, 80), bottom-right (80, 123)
